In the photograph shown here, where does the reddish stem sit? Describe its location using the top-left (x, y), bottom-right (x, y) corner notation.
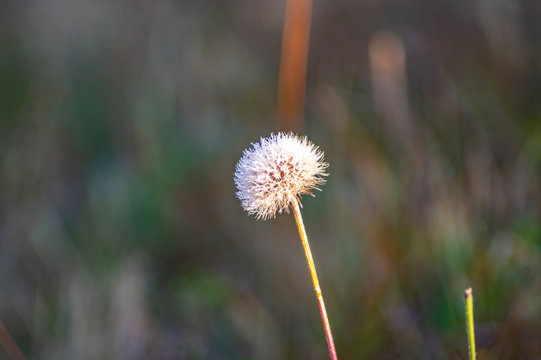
top-left (0, 320), bottom-right (27, 360)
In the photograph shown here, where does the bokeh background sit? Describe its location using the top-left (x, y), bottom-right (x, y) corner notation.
top-left (1, 0), bottom-right (541, 359)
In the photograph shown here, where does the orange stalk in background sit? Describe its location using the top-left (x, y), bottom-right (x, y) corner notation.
top-left (276, 0), bottom-right (312, 132)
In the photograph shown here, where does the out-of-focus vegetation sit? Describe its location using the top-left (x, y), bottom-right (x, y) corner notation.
top-left (1, 0), bottom-right (540, 359)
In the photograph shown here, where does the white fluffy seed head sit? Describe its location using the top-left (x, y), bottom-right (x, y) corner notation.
top-left (234, 133), bottom-right (328, 220)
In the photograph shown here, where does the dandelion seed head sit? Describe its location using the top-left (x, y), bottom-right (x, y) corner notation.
top-left (234, 133), bottom-right (328, 220)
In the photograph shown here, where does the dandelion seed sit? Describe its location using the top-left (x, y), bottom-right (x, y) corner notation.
top-left (234, 132), bottom-right (328, 220)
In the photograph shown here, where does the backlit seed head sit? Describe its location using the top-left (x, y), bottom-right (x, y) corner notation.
top-left (234, 133), bottom-right (328, 220)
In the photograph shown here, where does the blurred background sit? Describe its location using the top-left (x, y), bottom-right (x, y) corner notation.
top-left (1, 0), bottom-right (541, 359)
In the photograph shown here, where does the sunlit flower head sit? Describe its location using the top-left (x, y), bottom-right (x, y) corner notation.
top-left (234, 133), bottom-right (328, 220)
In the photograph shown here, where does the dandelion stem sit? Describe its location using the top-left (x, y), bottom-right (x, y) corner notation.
top-left (464, 287), bottom-right (476, 360)
top-left (291, 199), bottom-right (337, 360)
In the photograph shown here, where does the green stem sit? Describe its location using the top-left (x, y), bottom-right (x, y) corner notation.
top-left (464, 287), bottom-right (476, 360)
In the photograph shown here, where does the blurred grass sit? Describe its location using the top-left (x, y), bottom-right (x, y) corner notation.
top-left (1, 0), bottom-right (541, 359)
